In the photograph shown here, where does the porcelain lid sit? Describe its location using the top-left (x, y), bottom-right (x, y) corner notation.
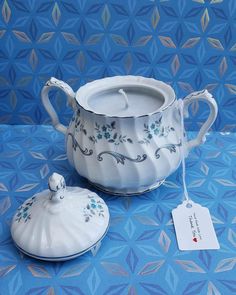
top-left (11, 173), bottom-right (109, 261)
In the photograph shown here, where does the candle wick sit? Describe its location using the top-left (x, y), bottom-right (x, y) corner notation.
top-left (118, 89), bottom-right (129, 109)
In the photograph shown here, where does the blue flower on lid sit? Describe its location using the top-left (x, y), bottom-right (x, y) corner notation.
top-left (104, 132), bottom-right (110, 139)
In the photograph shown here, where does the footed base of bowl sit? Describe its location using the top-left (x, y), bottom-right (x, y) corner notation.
top-left (90, 179), bottom-right (165, 196)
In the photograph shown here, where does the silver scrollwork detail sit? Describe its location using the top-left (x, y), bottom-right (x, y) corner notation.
top-left (155, 141), bottom-right (182, 159)
top-left (97, 151), bottom-right (147, 165)
top-left (68, 133), bottom-right (93, 156)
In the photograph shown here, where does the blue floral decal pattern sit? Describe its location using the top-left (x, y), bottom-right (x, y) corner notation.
top-left (15, 196), bottom-right (36, 223)
top-left (139, 117), bottom-right (175, 144)
top-left (73, 110), bottom-right (87, 136)
top-left (89, 121), bottom-right (133, 146)
top-left (72, 111), bottom-right (133, 146)
top-left (71, 112), bottom-right (178, 161)
top-left (83, 196), bottom-right (105, 223)
top-left (73, 111), bottom-right (175, 147)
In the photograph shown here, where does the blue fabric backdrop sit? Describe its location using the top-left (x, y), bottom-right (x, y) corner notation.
top-left (0, 0), bottom-right (235, 130)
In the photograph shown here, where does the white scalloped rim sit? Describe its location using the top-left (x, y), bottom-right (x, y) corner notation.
top-left (75, 76), bottom-right (176, 118)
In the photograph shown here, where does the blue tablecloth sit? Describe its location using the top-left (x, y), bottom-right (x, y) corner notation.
top-left (0, 125), bottom-right (235, 295)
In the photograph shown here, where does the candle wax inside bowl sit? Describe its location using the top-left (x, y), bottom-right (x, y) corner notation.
top-left (87, 86), bottom-right (165, 117)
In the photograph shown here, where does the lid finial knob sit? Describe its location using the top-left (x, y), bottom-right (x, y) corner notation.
top-left (48, 173), bottom-right (66, 203)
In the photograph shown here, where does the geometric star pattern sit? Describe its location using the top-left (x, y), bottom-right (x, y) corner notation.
top-left (0, 126), bottom-right (236, 294)
top-left (0, 0), bottom-right (236, 131)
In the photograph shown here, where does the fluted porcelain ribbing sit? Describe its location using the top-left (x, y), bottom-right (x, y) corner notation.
top-left (11, 173), bottom-right (109, 261)
top-left (41, 76), bottom-right (218, 195)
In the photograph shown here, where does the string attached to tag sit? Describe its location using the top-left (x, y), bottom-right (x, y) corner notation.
top-left (178, 99), bottom-right (190, 203)
top-left (172, 99), bottom-right (219, 250)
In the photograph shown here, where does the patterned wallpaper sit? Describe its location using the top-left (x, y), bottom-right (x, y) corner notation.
top-left (0, 0), bottom-right (235, 130)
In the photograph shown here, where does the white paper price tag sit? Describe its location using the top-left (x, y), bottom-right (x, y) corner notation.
top-left (172, 200), bottom-right (220, 251)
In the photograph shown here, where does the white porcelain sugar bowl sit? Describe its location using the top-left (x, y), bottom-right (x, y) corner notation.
top-left (41, 76), bottom-right (218, 195)
top-left (11, 173), bottom-right (109, 261)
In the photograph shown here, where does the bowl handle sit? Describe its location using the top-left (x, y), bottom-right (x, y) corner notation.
top-left (183, 89), bottom-right (218, 151)
top-left (41, 77), bottom-right (76, 134)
